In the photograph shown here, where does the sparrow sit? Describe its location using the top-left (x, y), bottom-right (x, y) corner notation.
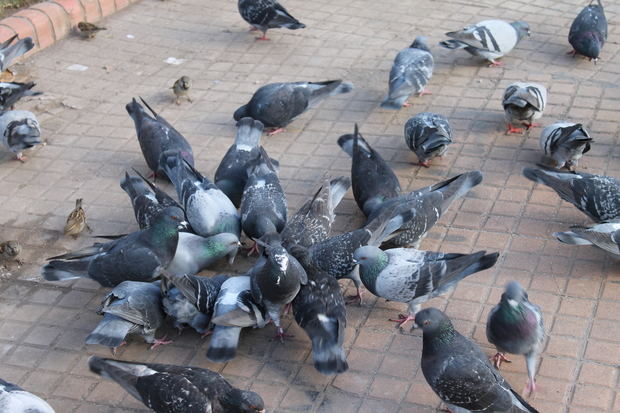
top-left (64, 198), bottom-right (92, 238)
top-left (77, 22), bottom-right (107, 39)
top-left (172, 76), bottom-right (192, 105)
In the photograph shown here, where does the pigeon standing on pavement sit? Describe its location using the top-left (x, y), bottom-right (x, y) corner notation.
top-left (167, 232), bottom-right (241, 277)
top-left (554, 222), bottom-right (620, 256)
top-left (172, 76), bottom-right (192, 105)
top-left (439, 20), bottom-right (530, 66)
top-left (0, 110), bottom-right (41, 162)
top-left (568, 0), bottom-right (607, 62)
top-left (503, 82), bottom-right (547, 134)
top-left (404, 112), bottom-right (452, 167)
top-left (238, 0), bottom-right (305, 40)
top-left (88, 357), bottom-right (265, 413)
top-left (233, 80), bottom-right (353, 135)
top-left (0, 378), bottom-right (55, 413)
top-left (0, 81), bottom-right (41, 111)
top-left (417, 308), bottom-right (540, 412)
top-left (381, 36), bottom-right (434, 109)
top-left (539, 122), bottom-right (592, 170)
top-left (487, 281), bottom-right (545, 396)
top-left (0, 35), bottom-right (35, 73)
top-left (64, 198), bottom-right (92, 238)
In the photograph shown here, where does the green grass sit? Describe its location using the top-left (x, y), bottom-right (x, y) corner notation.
top-left (0, 0), bottom-right (41, 19)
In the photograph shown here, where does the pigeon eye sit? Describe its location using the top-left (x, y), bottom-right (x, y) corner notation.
top-left (423, 320), bottom-right (431, 326)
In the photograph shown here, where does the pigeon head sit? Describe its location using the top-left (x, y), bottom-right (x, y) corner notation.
top-left (415, 308), bottom-right (455, 338)
top-left (233, 104), bottom-right (250, 121)
top-left (511, 21), bottom-right (530, 39)
top-left (221, 388), bottom-right (265, 413)
top-left (6, 117), bottom-right (41, 151)
top-left (353, 246), bottom-right (388, 271)
top-left (500, 281), bottom-right (527, 308)
top-left (153, 206), bottom-right (187, 231)
top-left (206, 232), bottom-right (241, 264)
top-left (410, 36), bottom-right (430, 52)
top-left (573, 32), bottom-right (604, 60)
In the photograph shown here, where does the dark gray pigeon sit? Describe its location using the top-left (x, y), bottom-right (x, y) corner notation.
top-left (0, 378), bottom-right (55, 413)
top-left (569, 0), bottom-right (607, 62)
top-left (88, 357), bottom-right (265, 413)
top-left (381, 36), bottom-right (434, 109)
top-left (162, 151), bottom-right (240, 238)
top-left (42, 209), bottom-right (184, 287)
top-left (281, 176), bottom-right (351, 249)
top-left (554, 222), bottom-right (620, 256)
top-left (338, 124), bottom-right (401, 217)
top-left (233, 80), bottom-right (353, 135)
top-left (417, 308), bottom-right (540, 412)
top-left (503, 83), bottom-right (547, 134)
top-left (404, 112), bottom-right (452, 167)
top-left (0, 35), bottom-right (34, 73)
top-left (238, 0), bottom-right (305, 40)
top-left (126, 97), bottom-right (194, 178)
top-left (539, 122), bottom-right (592, 170)
top-left (523, 166), bottom-right (620, 223)
top-left (0, 81), bottom-right (42, 111)
top-left (439, 20), bottom-right (530, 66)
top-left (168, 232), bottom-right (241, 276)
top-left (0, 110), bottom-right (41, 162)
top-left (354, 246), bottom-right (498, 329)
top-left (487, 281), bottom-right (545, 397)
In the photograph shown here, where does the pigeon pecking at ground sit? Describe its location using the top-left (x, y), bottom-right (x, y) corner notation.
top-left (238, 0), bottom-right (305, 41)
top-left (554, 222), bottom-right (620, 256)
top-left (539, 122), bottom-right (592, 170)
top-left (381, 36), bottom-right (434, 109)
top-left (404, 112), bottom-right (453, 167)
top-left (0, 35), bottom-right (35, 74)
top-left (568, 0), bottom-right (607, 62)
top-left (416, 308), bottom-right (540, 413)
top-left (167, 232), bottom-right (240, 276)
top-left (0, 81), bottom-right (41, 111)
top-left (502, 82), bottom-right (547, 134)
top-left (0, 378), bottom-right (55, 413)
top-left (0, 110), bottom-right (41, 162)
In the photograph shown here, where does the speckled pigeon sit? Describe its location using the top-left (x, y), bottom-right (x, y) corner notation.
top-left (0, 110), bottom-right (41, 162)
top-left (404, 112), bottom-right (452, 167)
top-left (503, 83), bottom-right (547, 134)
top-left (554, 222), bottom-right (620, 256)
top-left (0, 378), bottom-right (55, 413)
top-left (238, 0), bottom-right (305, 40)
top-left (0, 81), bottom-right (41, 111)
top-left (88, 357), bottom-right (265, 413)
top-left (569, 0), bottom-right (607, 62)
top-left (416, 308), bottom-right (540, 413)
top-left (0, 35), bottom-right (34, 73)
top-left (539, 122), bottom-right (592, 170)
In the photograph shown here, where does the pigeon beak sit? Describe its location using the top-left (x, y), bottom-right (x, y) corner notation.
top-left (227, 244), bottom-right (241, 265)
top-left (351, 258), bottom-right (358, 265)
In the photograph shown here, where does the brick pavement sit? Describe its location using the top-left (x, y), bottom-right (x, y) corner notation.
top-left (0, 0), bottom-right (619, 411)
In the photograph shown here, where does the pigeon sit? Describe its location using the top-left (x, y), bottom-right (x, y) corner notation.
top-left (487, 281), bottom-right (545, 396)
top-left (381, 36), bottom-right (434, 109)
top-left (404, 112), bottom-right (453, 167)
top-left (0, 81), bottom-right (41, 111)
top-left (233, 80), bottom-right (353, 135)
top-left (162, 284), bottom-right (211, 335)
top-left (354, 246), bottom-right (498, 329)
top-left (238, 0), bottom-right (305, 41)
top-left (77, 22), bottom-right (107, 39)
top-left (281, 176), bottom-right (351, 249)
top-left (554, 222), bottom-right (620, 256)
top-left (42, 209), bottom-right (184, 287)
top-left (214, 117), bottom-right (265, 207)
top-left (290, 246), bottom-right (348, 374)
top-left (0, 240), bottom-right (22, 266)
top-left (503, 83), bottom-right (547, 134)
top-left (523, 166), bottom-right (620, 223)
top-left (0, 378), bottom-right (55, 413)
top-left (439, 20), bottom-right (530, 66)
top-left (0, 110), bottom-right (41, 162)
top-left (86, 281), bottom-right (169, 351)
top-left (416, 308), bottom-right (540, 413)
top-left (167, 232), bottom-right (241, 277)
top-left (337, 124), bottom-right (401, 217)
top-left (162, 151), bottom-right (240, 238)
top-left (88, 357), bottom-right (265, 413)
top-left (568, 0), bottom-right (607, 62)
top-left (539, 122), bottom-right (592, 170)
top-left (208, 275), bottom-right (270, 362)
top-left (172, 76), bottom-right (192, 105)
top-left (126, 97), bottom-right (194, 178)
top-left (0, 35), bottom-right (35, 73)
top-left (64, 198), bottom-right (92, 238)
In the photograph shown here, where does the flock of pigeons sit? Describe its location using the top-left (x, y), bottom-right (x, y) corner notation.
top-left (0, 0), bottom-right (617, 412)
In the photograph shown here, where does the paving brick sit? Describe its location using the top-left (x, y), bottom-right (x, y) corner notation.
top-left (14, 9), bottom-right (55, 49)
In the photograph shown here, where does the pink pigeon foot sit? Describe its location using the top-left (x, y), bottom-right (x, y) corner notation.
top-left (491, 352), bottom-right (512, 369)
top-left (201, 330), bottom-right (213, 339)
top-left (402, 101), bottom-right (411, 107)
top-left (419, 160), bottom-right (430, 168)
top-left (525, 123), bottom-right (541, 130)
top-left (506, 124), bottom-right (524, 134)
top-left (150, 336), bottom-right (173, 350)
top-left (567, 49), bottom-right (577, 56)
top-left (255, 35), bottom-right (270, 41)
top-left (488, 60), bottom-right (504, 67)
top-left (389, 313), bottom-right (415, 329)
top-left (274, 327), bottom-right (294, 343)
top-left (249, 26), bottom-right (258, 31)
top-left (246, 241), bottom-right (260, 257)
top-left (267, 127), bottom-right (285, 136)
top-left (345, 288), bottom-right (363, 306)
top-left (524, 378), bottom-right (537, 397)
top-left (283, 302), bottom-right (292, 315)
top-left (418, 89), bottom-right (432, 96)
top-left (15, 153), bottom-right (26, 163)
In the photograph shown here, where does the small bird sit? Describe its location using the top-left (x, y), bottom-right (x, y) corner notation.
top-left (381, 36), bottom-right (434, 109)
top-left (503, 82), bottom-right (547, 134)
top-left (0, 35), bottom-right (35, 74)
top-left (0, 81), bottom-right (42, 111)
top-left (77, 22), bottom-right (107, 39)
top-left (0, 378), bottom-right (55, 413)
top-left (354, 246), bottom-right (499, 329)
top-left (167, 232), bottom-right (241, 277)
top-left (88, 357), bottom-right (266, 413)
top-left (171, 76), bottom-right (192, 105)
top-left (417, 308), bottom-right (540, 413)
top-left (539, 122), bottom-right (592, 170)
top-left (238, 0), bottom-right (305, 41)
top-left (554, 222), bottom-right (620, 256)
top-left (64, 198), bottom-right (91, 238)
top-left (404, 112), bottom-right (452, 167)
top-left (487, 281), bottom-right (545, 396)
top-left (0, 110), bottom-right (41, 162)
top-left (568, 0), bottom-right (607, 62)
top-left (233, 80), bottom-right (353, 135)
top-left (0, 240), bottom-right (23, 266)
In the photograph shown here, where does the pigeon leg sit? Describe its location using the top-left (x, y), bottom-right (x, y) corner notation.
top-left (150, 335), bottom-right (173, 350)
top-left (488, 60), bottom-right (504, 67)
top-left (283, 302), bottom-right (292, 315)
top-left (201, 330), bottom-right (213, 339)
top-left (402, 101), bottom-right (411, 107)
top-left (418, 89), bottom-right (432, 96)
top-left (275, 327), bottom-right (294, 343)
top-left (246, 241), bottom-right (260, 257)
top-left (525, 123), bottom-right (541, 130)
top-left (111, 341), bottom-right (127, 356)
top-left (267, 127), bottom-right (285, 136)
top-left (175, 98), bottom-right (181, 105)
top-left (248, 26), bottom-right (259, 31)
top-left (388, 313), bottom-right (415, 329)
top-left (419, 160), bottom-right (430, 168)
top-left (255, 30), bottom-right (270, 41)
top-left (524, 378), bottom-right (537, 397)
top-left (491, 352), bottom-right (512, 369)
top-left (566, 50), bottom-right (577, 57)
top-left (506, 124), bottom-right (524, 134)
top-left (345, 288), bottom-right (363, 306)
top-left (14, 153), bottom-right (27, 163)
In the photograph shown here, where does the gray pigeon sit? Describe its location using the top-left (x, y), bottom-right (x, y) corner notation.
top-left (208, 275), bottom-right (270, 362)
top-left (162, 284), bottom-right (211, 335)
top-left (439, 20), bottom-right (530, 66)
top-left (281, 176), bottom-right (351, 249)
top-left (569, 0), bottom-right (607, 62)
top-left (523, 166), bottom-right (620, 223)
top-left (337, 124), bottom-right (401, 217)
top-left (126, 97), bottom-right (194, 178)
top-left (0, 110), bottom-right (41, 162)
top-left (88, 357), bottom-right (265, 413)
top-left (42, 209), bottom-right (184, 287)
top-left (503, 83), bottom-right (547, 134)
top-left (167, 232), bottom-right (241, 277)
top-left (238, 0), bottom-right (305, 40)
top-left (487, 281), bottom-right (545, 397)
top-left (381, 36), bottom-right (434, 109)
top-left (233, 80), bottom-right (353, 135)
top-left (354, 246), bottom-right (498, 329)
top-left (404, 112), bottom-right (452, 167)
top-left (417, 308), bottom-right (540, 413)
top-left (85, 281), bottom-right (168, 351)
top-left (554, 222), bottom-right (620, 256)
top-left (539, 122), bottom-right (592, 170)
top-left (0, 378), bottom-right (55, 413)
top-left (162, 151), bottom-right (240, 238)
top-left (0, 35), bottom-right (35, 73)
top-left (0, 81), bottom-right (42, 111)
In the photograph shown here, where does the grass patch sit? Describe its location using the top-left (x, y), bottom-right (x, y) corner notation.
top-left (0, 0), bottom-right (41, 19)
